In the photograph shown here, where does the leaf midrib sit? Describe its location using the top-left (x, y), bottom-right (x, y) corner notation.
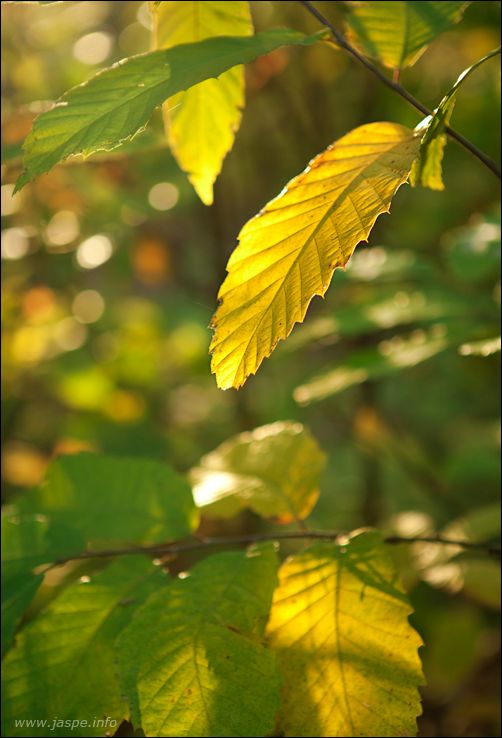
top-left (25, 34), bottom-right (304, 177)
top-left (231, 134), bottom-right (414, 383)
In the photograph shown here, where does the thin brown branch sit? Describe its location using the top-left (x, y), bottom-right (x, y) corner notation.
top-left (47, 530), bottom-right (501, 570)
top-left (298, 0), bottom-right (501, 179)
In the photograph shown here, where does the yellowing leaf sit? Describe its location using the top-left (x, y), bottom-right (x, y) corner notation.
top-left (345, 1), bottom-right (469, 70)
top-left (210, 122), bottom-right (420, 389)
top-left (152, 1), bottom-right (253, 205)
top-left (190, 421), bottom-right (326, 524)
top-left (267, 530), bottom-right (424, 737)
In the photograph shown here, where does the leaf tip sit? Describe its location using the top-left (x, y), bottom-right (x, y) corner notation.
top-left (12, 173), bottom-right (29, 195)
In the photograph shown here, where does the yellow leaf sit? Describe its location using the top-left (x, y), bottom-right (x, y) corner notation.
top-left (190, 420), bottom-right (326, 524)
top-left (267, 530), bottom-right (424, 737)
top-left (152, 1), bottom-right (253, 205)
top-left (210, 122), bottom-right (420, 389)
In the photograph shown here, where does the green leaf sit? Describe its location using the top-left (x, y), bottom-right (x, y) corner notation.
top-left (411, 46), bottom-right (500, 190)
top-left (17, 453), bottom-right (198, 547)
top-left (345, 1), bottom-right (469, 69)
top-left (117, 544), bottom-right (280, 737)
top-left (1, 558), bottom-right (165, 737)
top-left (152, 1), bottom-right (253, 205)
top-left (210, 122), bottom-right (420, 389)
top-left (409, 113), bottom-right (452, 191)
top-left (294, 327), bottom-right (452, 405)
top-left (190, 421), bottom-right (326, 524)
top-left (1, 513), bottom-right (85, 656)
top-left (14, 27), bottom-right (326, 192)
top-left (1, 573), bottom-right (41, 659)
top-left (267, 530), bottom-right (424, 737)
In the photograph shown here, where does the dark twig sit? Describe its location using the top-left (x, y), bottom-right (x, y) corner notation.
top-left (47, 530), bottom-right (501, 570)
top-left (298, 0), bottom-right (501, 179)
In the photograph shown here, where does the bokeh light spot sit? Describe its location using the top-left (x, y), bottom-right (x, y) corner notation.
top-left (73, 31), bottom-right (113, 65)
top-left (72, 289), bottom-right (105, 324)
top-left (2, 227), bottom-right (30, 260)
top-left (76, 234), bottom-right (113, 269)
top-left (148, 182), bottom-right (179, 211)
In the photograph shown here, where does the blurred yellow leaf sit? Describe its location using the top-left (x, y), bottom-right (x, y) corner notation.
top-left (152, 1), bottom-right (253, 205)
top-left (210, 122), bottom-right (419, 389)
top-left (190, 420), bottom-right (325, 524)
top-left (267, 530), bottom-right (424, 737)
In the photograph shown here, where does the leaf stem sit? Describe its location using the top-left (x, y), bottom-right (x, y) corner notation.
top-left (47, 530), bottom-right (501, 569)
top-left (298, 0), bottom-right (501, 179)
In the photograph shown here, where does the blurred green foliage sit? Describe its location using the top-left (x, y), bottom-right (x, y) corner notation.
top-left (1, 2), bottom-right (500, 736)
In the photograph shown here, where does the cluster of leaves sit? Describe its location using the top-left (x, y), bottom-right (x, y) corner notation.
top-left (2, 1), bottom-right (500, 737)
top-left (2, 429), bottom-right (423, 737)
top-left (11, 0), bottom-right (496, 395)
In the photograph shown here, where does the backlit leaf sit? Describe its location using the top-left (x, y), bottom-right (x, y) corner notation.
top-left (1, 558), bottom-right (165, 737)
top-left (267, 530), bottom-right (424, 737)
top-left (190, 420), bottom-right (326, 524)
top-left (210, 122), bottom-right (420, 389)
top-left (152, 1), bottom-right (253, 205)
top-left (411, 46), bottom-right (500, 190)
top-left (117, 544), bottom-right (280, 737)
top-left (15, 27), bottom-right (325, 192)
top-left (17, 453), bottom-right (198, 547)
top-left (345, 1), bottom-right (469, 69)
top-left (1, 572), bottom-right (40, 659)
top-left (1, 513), bottom-right (85, 656)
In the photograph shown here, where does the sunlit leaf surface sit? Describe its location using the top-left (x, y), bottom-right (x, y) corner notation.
top-left (190, 420), bottom-right (325, 523)
top-left (210, 122), bottom-right (420, 389)
top-left (267, 530), bottom-right (424, 737)
top-left (15, 27), bottom-right (324, 191)
top-left (345, 1), bottom-right (469, 69)
top-left (411, 46), bottom-right (500, 190)
top-left (118, 544), bottom-right (280, 737)
top-left (152, 1), bottom-right (253, 205)
top-left (1, 559), bottom-right (165, 737)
